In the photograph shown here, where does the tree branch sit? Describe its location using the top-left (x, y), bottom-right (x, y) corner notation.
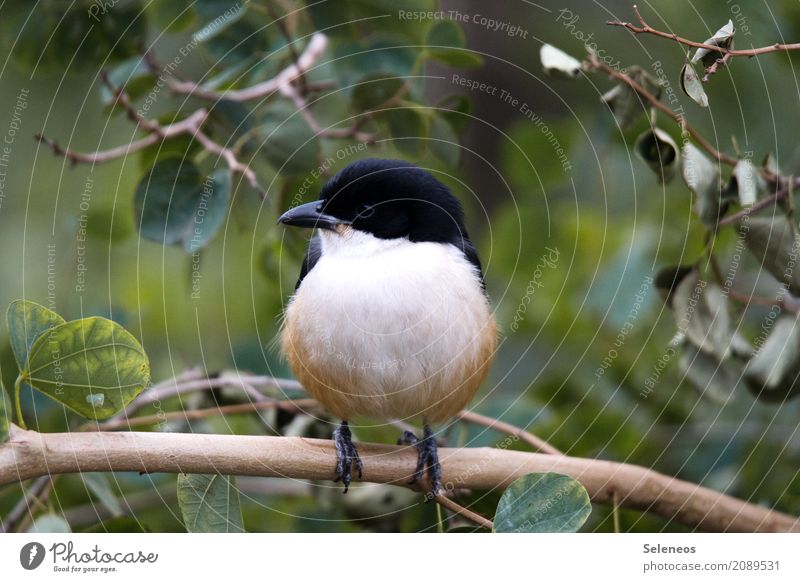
top-left (608, 5), bottom-right (800, 57)
top-left (2, 425), bottom-right (797, 532)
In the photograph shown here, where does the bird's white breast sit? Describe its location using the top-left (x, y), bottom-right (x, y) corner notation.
top-left (282, 228), bottom-right (496, 423)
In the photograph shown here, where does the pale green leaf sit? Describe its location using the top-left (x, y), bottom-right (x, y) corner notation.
top-left (7, 300), bottom-right (66, 369)
top-left (692, 20), bottom-right (735, 67)
top-left (681, 61), bottom-right (708, 107)
top-left (742, 215), bottom-right (800, 296)
top-left (494, 473), bottom-right (591, 533)
top-left (82, 472), bottom-right (123, 517)
top-left (177, 473), bottom-right (244, 533)
top-left (744, 315), bottom-right (800, 402)
top-left (21, 317), bottom-right (150, 420)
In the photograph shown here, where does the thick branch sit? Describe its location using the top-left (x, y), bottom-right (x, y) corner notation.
top-left (2, 425), bottom-right (797, 532)
top-left (608, 5), bottom-right (800, 57)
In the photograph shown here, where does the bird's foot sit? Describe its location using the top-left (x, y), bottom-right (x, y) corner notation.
top-left (399, 425), bottom-right (441, 499)
top-left (332, 420), bottom-right (362, 493)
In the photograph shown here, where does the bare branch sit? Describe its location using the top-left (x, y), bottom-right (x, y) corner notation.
top-left (2, 425), bottom-right (798, 532)
top-left (167, 32), bottom-right (329, 102)
top-left (433, 493), bottom-right (494, 530)
top-left (608, 5), bottom-right (800, 56)
top-left (456, 410), bottom-right (562, 455)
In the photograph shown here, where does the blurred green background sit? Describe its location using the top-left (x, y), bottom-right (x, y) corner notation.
top-left (1, 0), bottom-right (799, 532)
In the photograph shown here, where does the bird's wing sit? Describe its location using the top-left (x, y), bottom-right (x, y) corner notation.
top-left (460, 237), bottom-right (486, 291)
top-left (295, 233), bottom-right (323, 290)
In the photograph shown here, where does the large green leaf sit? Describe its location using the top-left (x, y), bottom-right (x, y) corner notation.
top-left (134, 159), bottom-right (232, 252)
top-left (425, 20), bottom-right (483, 68)
top-left (493, 473), bottom-right (591, 533)
top-left (177, 474), bottom-right (244, 533)
top-left (351, 74), bottom-right (406, 112)
top-left (20, 317), bottom-right (150, 420)
top-left (7, 300), bottom-right (66, 369)
top-left (253, 102), bottom-right (320, 175)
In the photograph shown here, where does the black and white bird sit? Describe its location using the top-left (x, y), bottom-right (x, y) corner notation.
top-left (279, 158), bottom-right (497, 495)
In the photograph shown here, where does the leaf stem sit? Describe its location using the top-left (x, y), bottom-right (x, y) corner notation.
top-left (14, 376), bottom-right (26, 430)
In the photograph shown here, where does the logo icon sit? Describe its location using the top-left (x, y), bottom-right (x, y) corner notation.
top-left (19, 542), bottom-right (46, 570)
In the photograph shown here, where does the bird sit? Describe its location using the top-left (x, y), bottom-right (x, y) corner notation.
top-left (278, 158), bottom-right (497, 496)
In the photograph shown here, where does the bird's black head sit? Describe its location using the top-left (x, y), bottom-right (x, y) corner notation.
top-left (278, 158), bottom-right (468, 245)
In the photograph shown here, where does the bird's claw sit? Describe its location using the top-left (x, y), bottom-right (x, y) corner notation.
top-left (333, 421), bottom-right (362, 493)
top-left (402, 425), bottom-right (441, 499)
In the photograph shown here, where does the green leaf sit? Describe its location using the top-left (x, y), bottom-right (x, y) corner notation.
top-left (27, 514), bottom-right (71, 533)
top-left (100, 58), bottom-right (155, 110)
top-left (692, 20), bottom-right (735, 67)
top-left (177, 473), bottom-right (244, 533)
top-left (436, 93), bottom-right (473, 133)
top-left (429, 113), bottom-right (461, 166)
top-left (426, 21), bottom-right (483, 68)
top-left (7, 300), bottom-right (66, 370)
top-left (134, 159), bottom-right (232, 251)
top-left (671, 273), bottom-right (734, 360)
top-left (351, 74), bottom-right (406, 112)
top-left (682, 143), bottom-right (722, 227)
top-left (493, 473), bottom-right (591, 533)
top-left (680, 61), bottom-right (708, 107)
top-left (744, 314), bottom-right (800, 402)
top-left (146, 0), bottom-right (196, 33)
top-left (742, 215), bottom-right (800, 296)
top-left (20, 317), bottom-right (150, 421)
top-left (82, 472), bottom-right (123, 517)
top-left (601, 66), bottom-right (661, 129)
top-left (634, 127), bottom-right (679, 184)
top-left (379, 104), bottom-right (428, 157)
top-left (0, 383), bottom-right (11, 443)
top-left (253, 102), bottom-right (320, 175)
top-left (540, 44), bottom-right (582, 79)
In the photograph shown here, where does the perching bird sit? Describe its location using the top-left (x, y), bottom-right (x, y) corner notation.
top-left (279, 158), bottom-right (497, 495)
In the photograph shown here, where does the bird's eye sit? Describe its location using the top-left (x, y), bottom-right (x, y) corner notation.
top-left (356, 203), bottom-right (375, 218)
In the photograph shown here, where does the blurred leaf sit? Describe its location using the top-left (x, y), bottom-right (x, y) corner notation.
top-left (7, 300), bottom-right (65, 370)
top-left (692, 20), bottom-right (735, 67)
top-left (634, 127), bottom-right (679, 184)
top-left (493, 473), bottom-right (591, 533)
top-left (744, 315), bottom-right (800, 402)
top-left (682, 143), bottom-right (722, 227)
top-left (2, 3), bottom-right (145, 71)
top-left (732, 158), bottom-right (758, 206)
top-left (81, 517), bottom-right (148, 533)
top-left (82, 472), bottom-right (123, 517)
top-left (680, 61), bottom-right (708, 107)
top-left (742, 215), bottom-right (800, 295)
top-left (0, 383), bottom-right (10, 443)
top-left (671, 273), bottom-right (733, 360)
top-left (426, 21), bottom-right (483, 68)
top-left (654, 264), bottom-right (694, 307)
top-left (678, 341), bottom-right (742, 403)
top-left (436, 93), bottom-right (473, 133)
top-left (27, 514), bottom-right (71, 533)
top-left (177, 473), bottom-right (244, 532)
top-left (138, 135), bottom-right (202, 170)
top-left (134, 159), bottom-right (232, 251)
top-left (378, 104), bottom-right (428, 157)
top-left (763, 152), bottom-right (781, 175)
top-left (331, 35), bottom-right (418, 88)
top-left (146, 0), bottom-right (196, 32)
top-left (100, 58), bottom-right (155, 109)
top-left (540, 44), bottom-right (582, 79)
top-left (352, 74), bottom-right (405, 111)
top-left (20, 317), bottom-right (150, 421)
top-left (428, 113), bottom-right (461, 166)
top-left (601, 67), bottom-right (661, 129)
top-left (253, 102), bottom-right (320, 175)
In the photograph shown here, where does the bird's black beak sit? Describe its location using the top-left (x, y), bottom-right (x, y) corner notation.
top-left (277, 201), bottom-right (349, 230)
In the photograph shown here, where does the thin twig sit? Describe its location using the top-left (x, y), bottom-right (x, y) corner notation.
top-left (608, 5), bottom-right (800, 56)
top-left (585, 53), bottom-right (738, 166)
top-left (433, 493), bottom-right (494, 530)
top-left (0, 475), bottom-right (52, 533)
top-left (718, 186), bottom-right (788, 226)
top-left (457, 410), bottom-right (562, 455)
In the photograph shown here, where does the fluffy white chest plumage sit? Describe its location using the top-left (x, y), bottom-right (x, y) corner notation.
top-left (282, 228), bottom-right (496, 423)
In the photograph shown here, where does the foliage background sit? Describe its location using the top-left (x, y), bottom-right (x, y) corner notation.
top-left (1, 0), bottom-right (799, 532)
